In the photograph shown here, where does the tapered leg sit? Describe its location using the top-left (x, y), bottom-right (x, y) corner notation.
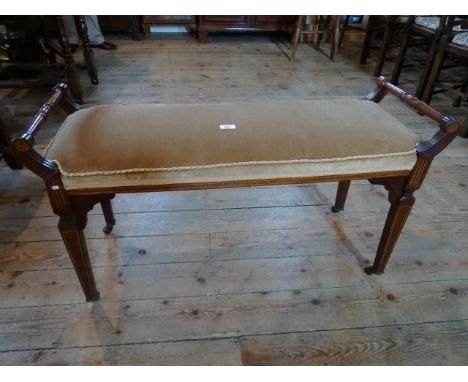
top-left (101, 198), bottom-right (116, 234)
top-left (365, 193), bottom-right (415, 274)
top-left (331, 180), bottom-right (351, 212)
top-left (59, 216), bottom-right (99, 301)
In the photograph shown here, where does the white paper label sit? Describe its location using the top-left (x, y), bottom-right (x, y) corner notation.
top-left (220, 124), bottom-right (236, 130)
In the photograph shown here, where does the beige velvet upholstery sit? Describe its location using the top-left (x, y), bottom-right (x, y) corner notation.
top-left (45, 99), bottom-right (420, 191)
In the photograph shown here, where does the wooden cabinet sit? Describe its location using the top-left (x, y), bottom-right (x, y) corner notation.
top-left (197, 15), bottom-right (297, 42)
top-left (198, 16), bottom-right (250, 28)
top-left (142, 16), bottom-right (195, 37)
top-left (98, 16), bottom-right (144, 40)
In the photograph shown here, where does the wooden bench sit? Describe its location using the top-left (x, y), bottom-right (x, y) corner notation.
top-left (10, 77), bottom-right (460, 302)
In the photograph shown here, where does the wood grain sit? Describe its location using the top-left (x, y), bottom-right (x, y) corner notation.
top-left (0, 34), bottom-right (467, 365)
top-left (240, 320), bottom-right (468, 365)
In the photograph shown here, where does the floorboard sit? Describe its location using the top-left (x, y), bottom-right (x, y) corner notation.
top-left (0, 33), bottom-right (467, 365)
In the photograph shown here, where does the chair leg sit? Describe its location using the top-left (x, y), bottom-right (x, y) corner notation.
top-left (338, 15), bottom-right (349, 47)
top-left (374, 17), bottom-right (396, 77)
top-left (422, 42), bottom-right (446, 105)
top-left (452, 66), bottom-right (468, 107)
top-left (331, 180), bottom-right (351, 212)
top-left (329, 16), bottom-right (340, 61)
top-left (365, 177), bottom-right (414, 274)
top-left (360, 16), bottom-right (374, 64)
top-left (74, 15), bottom-right (99, 85)
top-left (391, 22), bottom-right (412, 85)
top-left (314, 16), bottom-right (326, 50)
top-left (56, 16), bottom-right (83, 104)
top-left (58, 215), bottom-right (100, 301)
top-left (290, 15), bottom-right (304, 60)
top-left (101, 197), bottom-right (116, 234)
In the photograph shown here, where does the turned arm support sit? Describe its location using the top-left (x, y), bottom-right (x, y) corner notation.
top-left (21, 82), bottom-right (78, 144)
top-left (365, 76), bottom-right (460, 155)
top-left (10, 82), bottom-right (79, 180)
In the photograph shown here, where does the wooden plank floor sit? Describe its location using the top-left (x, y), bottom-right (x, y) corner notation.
top-left (0, 33), bottom-right (467, 365)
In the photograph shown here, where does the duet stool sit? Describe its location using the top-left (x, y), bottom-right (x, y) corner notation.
top-left (11, 77), bottom-right (460, 301)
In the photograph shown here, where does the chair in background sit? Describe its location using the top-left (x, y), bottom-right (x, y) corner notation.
top-left (390, 16), bottom-right (447, 100)
top-left (290, 15), bottom-right (340, 61)
top-left (422, 17), bottom-right (468, 105)
top-left (0, 16), bottom-right (99, 104)
top-left (360, 16), bottom-right (407, 77)
top-left (338, 15), bottom-right (366, 47)
top-left (422, 17), bottom-right (468, 137)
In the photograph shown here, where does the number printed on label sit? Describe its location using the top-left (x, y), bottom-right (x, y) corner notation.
top-left (220, 124), bottom-right (236, 130)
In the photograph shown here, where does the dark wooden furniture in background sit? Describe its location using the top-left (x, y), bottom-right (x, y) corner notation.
top-left (98, 16), bottom-right (144, 40)
top-left (290, 16), bottom-right (341, 61)
top-left (10, 78), bottom-right (460, 302)
top-left (197, 16), bottom-right (296, 43)
top-left (422, 17), bottom-right (468, 137)
top-left (423, 17), bottom-right (468, 104)
top-left (142, 16), bottom-right (195, 37)
top-left (0, 16), bottom-right (98, 104)
top-left (0, 114), bottom-right (22, 169)
top-left (391, 16), bottom-right (447, 100)
top-left (361, 16), bottom-right (407, 77)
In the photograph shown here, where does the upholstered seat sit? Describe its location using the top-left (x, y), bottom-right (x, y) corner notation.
top-left (414, 16), bottom-right (441, 30)
top-left (452, 32), bottom-right (468, 48)
top-left (45, 99), bottom-right (420, 191)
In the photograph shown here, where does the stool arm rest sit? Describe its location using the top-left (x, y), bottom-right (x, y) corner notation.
top-left (372, 76), bottom-right (460, 135)
top-left (21, 82), bottom-right (72, 144)
top-left (364, 77), bottom-right (460, 168)
top-left (364, 77), bottom-right (460, 193)
top-left (10, 82), bottom-right (79, 181)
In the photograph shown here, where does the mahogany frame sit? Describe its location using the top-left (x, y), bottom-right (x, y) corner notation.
top-left (9, 77), bottom-right (460, 301)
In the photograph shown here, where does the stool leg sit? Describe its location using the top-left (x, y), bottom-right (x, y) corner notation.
top-left (365, 186), bottom-right (415, 275)
top-left (59, 216), bottom-right (100, 301)
top-left (331, 180), bottom-right (351, 213)
top-left (101, 198), bottom-right (116, 235)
